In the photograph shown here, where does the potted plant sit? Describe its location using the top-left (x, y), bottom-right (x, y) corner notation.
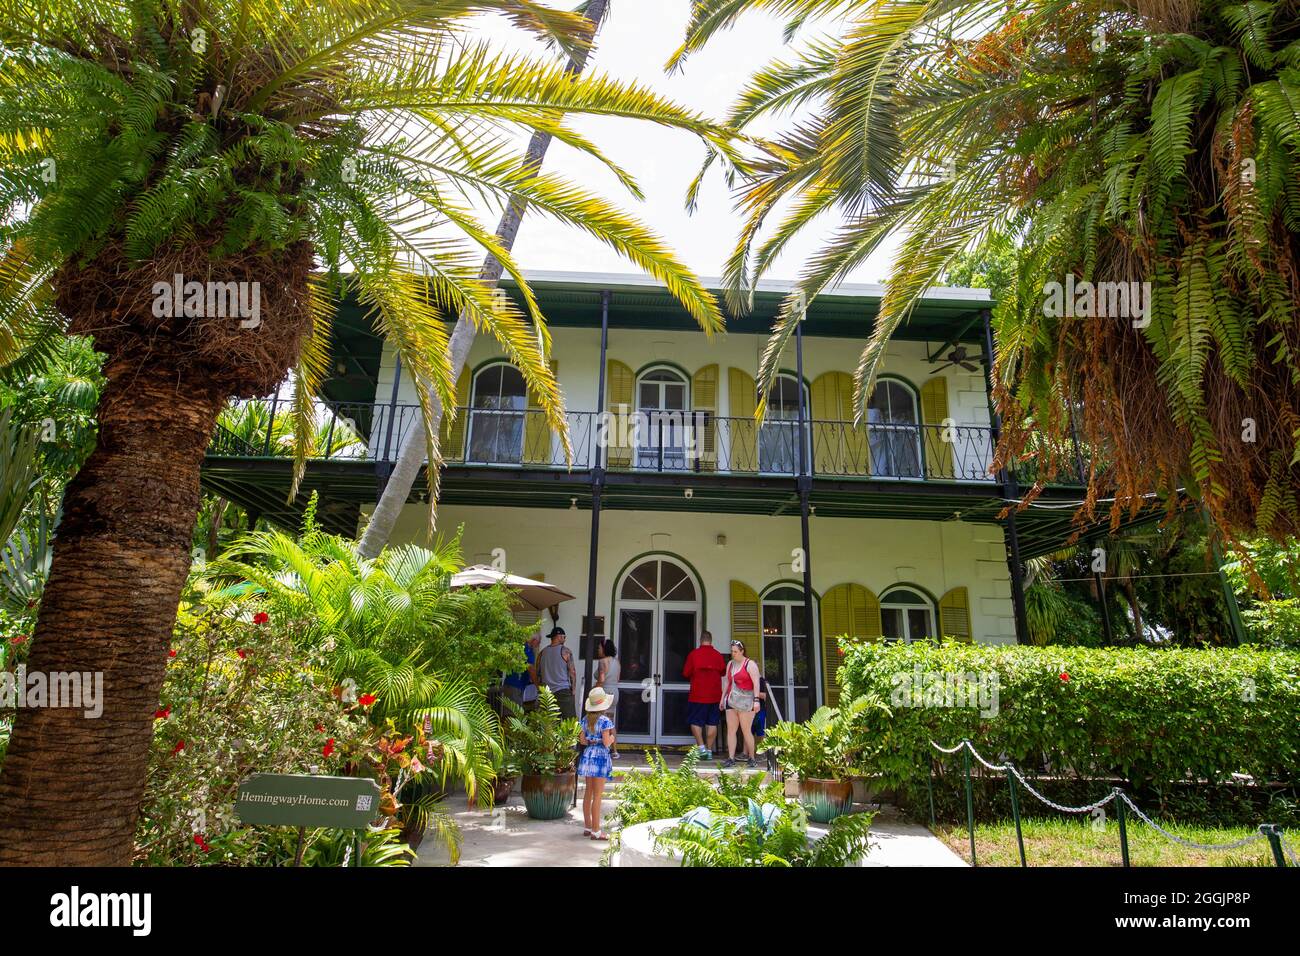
top-left (501, 687), bottom-right (580, 820)
top-left (764, 696), bottom-right (883, 823)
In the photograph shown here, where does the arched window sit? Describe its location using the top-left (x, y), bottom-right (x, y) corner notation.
top-left (760, 584), bottom-right (817, 721)
top-left (880, 586), bottom-right (935, 643)
top-left (635, 366), bottom-right (689, 470)
top-left (467, 363), bottom-right (526, 464)
top-left (759, 374), bottom-right (809, 475)
top-left (867, 379), bottom-right (922, 478)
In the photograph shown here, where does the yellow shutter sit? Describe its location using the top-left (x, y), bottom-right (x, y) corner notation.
top-left (727, 367), bottom-right (757, 472)
top-left (729, 580), bottom-right (761, 661)
top-left (821, 583), bottom-right (882, 704)
top-left (440, 368), bottom-right (472, 461)
top-left (523, 360), bottom-right (557, 464)
top-left (938, 586), bottom-right (973, 642)
top-left (920, 376), bottom-right (953, 478)
top-left (811, 371), bottom-right (868, 476)
top-left (605, 359), bottom-right (634, 469)
top-left (692, 364), bottom-right (718, 472)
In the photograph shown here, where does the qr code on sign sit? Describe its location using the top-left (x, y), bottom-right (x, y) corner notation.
top-left (355, 794), bottom-right (373, 812)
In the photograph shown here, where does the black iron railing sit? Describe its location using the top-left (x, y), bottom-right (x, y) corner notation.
top-left (206, 400), bottom-right (1038, 484)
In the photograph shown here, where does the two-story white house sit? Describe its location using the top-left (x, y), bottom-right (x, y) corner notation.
top-left (203, 271), bottom-right (1128, 745)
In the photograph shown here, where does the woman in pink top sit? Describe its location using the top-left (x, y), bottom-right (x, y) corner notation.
top-left (720, 639), bottom-right (761, 769)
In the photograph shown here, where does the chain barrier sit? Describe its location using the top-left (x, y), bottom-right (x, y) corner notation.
top-left (929, 738), bottom-right (1291, 867)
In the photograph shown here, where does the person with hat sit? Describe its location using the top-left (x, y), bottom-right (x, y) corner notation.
top-left (537, 625), bottom-right (577, 718)
top-left (577, 687), bottom-right (616, 840)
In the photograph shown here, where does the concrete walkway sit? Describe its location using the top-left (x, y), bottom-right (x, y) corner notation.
top-left (414, 752), bottom-right (965, 867)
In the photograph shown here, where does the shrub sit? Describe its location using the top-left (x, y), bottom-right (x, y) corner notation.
top-left (837, 641), bottom-right (1300, 797)
top-left (653, 801), bottom-right (875, 867)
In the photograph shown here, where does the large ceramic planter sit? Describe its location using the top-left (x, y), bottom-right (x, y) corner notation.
top-left (799, 777), bottom-right (854, 823)
top-left (492, 776), bottom-right (516, 806)
top-left (521, 772), bottom-right (575, 820)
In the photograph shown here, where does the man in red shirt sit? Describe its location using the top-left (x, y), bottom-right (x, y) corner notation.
top-left (682, 630), bottom-right (727, 760)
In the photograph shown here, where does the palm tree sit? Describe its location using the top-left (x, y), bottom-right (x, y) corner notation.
top-left (0, 0), bottom-right (732, 864)
top-left (679, 0), bottom-right (1300, 544)
top-left (359, 0), bottom-right (621, 557)
top-left (204, 527), bottom-right (503, 850)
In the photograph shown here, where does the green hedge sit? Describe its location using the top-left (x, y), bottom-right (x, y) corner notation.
top-left (837, 642), bottom-right (1300, 793)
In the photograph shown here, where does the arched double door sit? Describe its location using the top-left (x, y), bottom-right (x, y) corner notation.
top-left (613, 556), bottom-right (701, 744)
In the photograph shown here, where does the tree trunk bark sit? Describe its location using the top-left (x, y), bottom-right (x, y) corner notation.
top-left (355, 0), bottom-right (611, 558)
top-left (0, 348), bottom-right (225, 865)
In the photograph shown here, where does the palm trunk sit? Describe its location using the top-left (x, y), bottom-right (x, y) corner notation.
top-left (0, 349), bottom-right (226, 865)
top-left (356, 0), bottom-right (611, 558)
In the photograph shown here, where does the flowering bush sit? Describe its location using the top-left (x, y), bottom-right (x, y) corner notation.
top-left (133, 594), bottom-right (375, 866)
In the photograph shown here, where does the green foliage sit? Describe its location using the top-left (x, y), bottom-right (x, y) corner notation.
top-left (201, 527), bottom-right (507, 803)
top-left (689, 0), bottom-right (1300, 542)
top-left (763, 697), bottom-right (888, 779)
top-left (134, 593), bottom-right (370, 866)
top-left (837, 641), bottom-right (1300, 795)
top-left (609, 748), bottom-right (785, 832)
top-left (1242, 599), bottom-right (1300, 649)
top-left (431, 584), bottom-right (532, 690)
top-left (501, 686), bottom-right (580, 776)
top-left (654, 800), bottom-right (875, 868)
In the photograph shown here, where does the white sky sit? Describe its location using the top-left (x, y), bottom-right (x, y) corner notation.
top-left (471, 0), bottom-right (900, 284)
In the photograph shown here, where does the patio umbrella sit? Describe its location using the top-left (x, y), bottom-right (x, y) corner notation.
top-left (449, 565), bottom-right (575, 611)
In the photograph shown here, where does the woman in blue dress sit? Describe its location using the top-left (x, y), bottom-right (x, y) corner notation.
top-left (578, 687), bottom-right (616, 840)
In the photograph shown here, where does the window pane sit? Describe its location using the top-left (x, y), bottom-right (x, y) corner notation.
top-left (881, 607), bottom-right (904, 641)
top-left (762, 605), bottom-right (784, 635)
top-left (621, 561), bottom-right (657, 599)
top-left (908, 608), bottom-right (931, 642)
top-left (660, 562), bottom-right (691, 600)
top-left (884, 588), bottom-right (926, 606)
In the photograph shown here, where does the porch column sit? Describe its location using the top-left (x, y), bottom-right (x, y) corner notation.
top-left (980, 309), bottom-right (1030, 644)
top-left (376, 353), bottom-right (404, 497)
top-left (1091, 538), bottom-right (1116, 644)
top-left (795, 310), bottom-right (817, 701)
top-left (580, 290), bottom-right (611, 701)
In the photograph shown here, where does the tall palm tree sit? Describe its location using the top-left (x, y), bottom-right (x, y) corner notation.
top-left (0, 0), bottom-right (732, 864)
top-left (680, 0), bottom-right (1300, 544)
top-left (360, 0), bottom-right (622, 557)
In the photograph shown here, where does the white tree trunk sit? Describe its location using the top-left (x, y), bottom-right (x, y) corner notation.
top-left (356, 0), bottom-right (610, 558)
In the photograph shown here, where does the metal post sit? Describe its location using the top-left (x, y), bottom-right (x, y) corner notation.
top-left (1006, 763), bottom-right (1026, 867)
top-left (795, 315), bottom-right (817, 710)
top-left (926, 756), bottom-right (937, 828)
top-left (1092, 538), bottom-right (1116, 645)
top-left (1114, 789), bottom-right (1130, 867)
top-left (381, 354), bottom-right (404, 463)
top-left (1262, 824), bottom-right (1287, 867)
top-left (262, 390), bottom-right (279, 455)
top-left (961, 742), bottom-right (977, 866)
top-left (580, 291), bottom-right (611, 707)
top-left (980, 310), bottom-right (1029, 644)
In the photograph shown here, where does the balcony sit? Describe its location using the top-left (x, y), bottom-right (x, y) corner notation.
top-left (212, 401), bottom-right (1011, 484)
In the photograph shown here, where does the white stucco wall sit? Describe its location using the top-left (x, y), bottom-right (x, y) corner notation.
top-left (361, 501), bottom-right (1018, 697)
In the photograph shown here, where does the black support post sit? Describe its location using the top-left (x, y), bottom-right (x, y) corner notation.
top-left (980, 310), bottom-right (1029, 644)
top-left (580, 291), bottom-right (611, 705)
top-left (795, 313), bottom-right (817, 707)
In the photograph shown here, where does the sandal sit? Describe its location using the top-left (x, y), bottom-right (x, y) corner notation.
top-left (590, 830), bottom-right (609, 841)
top-left (583, 828), bottom-right (592, 836)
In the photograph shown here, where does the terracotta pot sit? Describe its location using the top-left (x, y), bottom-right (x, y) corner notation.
top-left (799, 777), bottom-right (854, 823)
top-left (521, 772), bottom-right (575, 820)
top-left (492, 776), bottom-right (516, 805)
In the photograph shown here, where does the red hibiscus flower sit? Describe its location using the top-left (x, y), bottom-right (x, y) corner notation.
top-left (168, 648), bottom-right (177, 658)
top-left (171, 740), bottom-right (186, 755)
top-left (154, 707), bottom-right (171, 720)
top-left (357, 693), bottom-right (377, 707)
top-left (1059, 672), bottom-right (1071, 682)
top-left (253, 611), bottom-right (270, 625)
top-left (236, 648), bottom-right (249, 660)
top-left (322, 738), bottom-right (336, 758)
top-left (193, 833), bottom-right (212, 853)
top-left (314, 722), bottom-right (325, 733)
top-left (10, 634), bottom-right (27, 646)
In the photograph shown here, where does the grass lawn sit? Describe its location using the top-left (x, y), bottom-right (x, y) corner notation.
top-left (933, 817), bottom-right (1291, 867)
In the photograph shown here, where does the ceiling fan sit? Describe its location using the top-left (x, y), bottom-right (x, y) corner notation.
top-left (930, 345), bottom-right (980, 374)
